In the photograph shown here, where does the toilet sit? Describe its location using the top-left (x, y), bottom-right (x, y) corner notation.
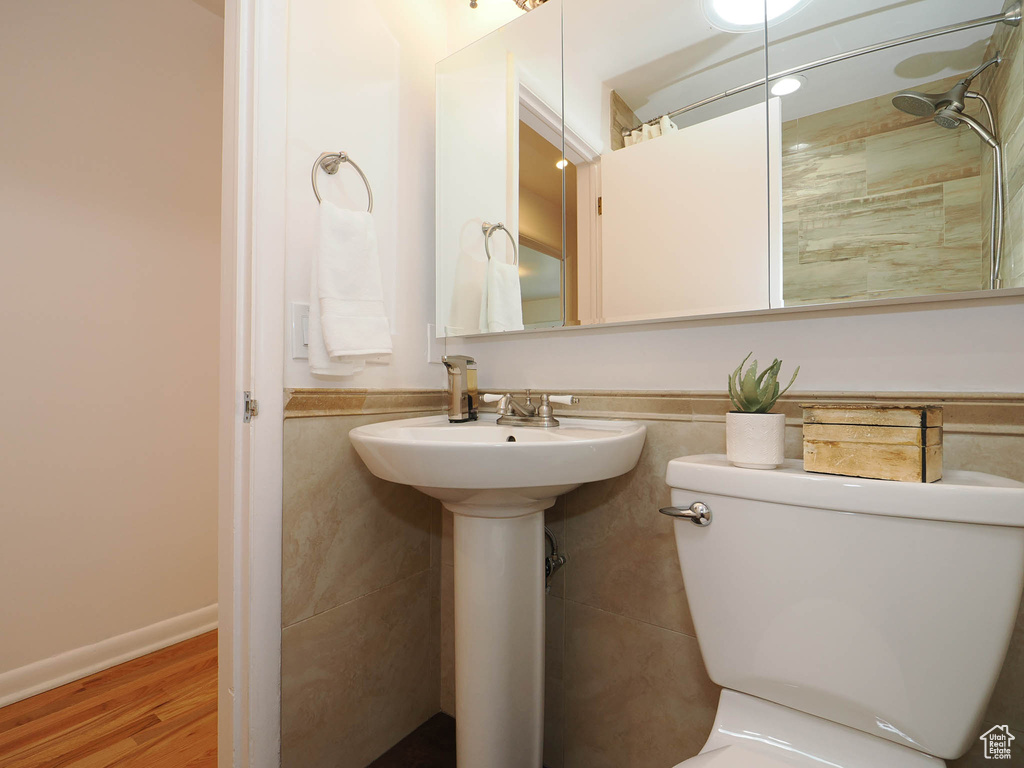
top-left (664, 454), bottom-right (1024, 767)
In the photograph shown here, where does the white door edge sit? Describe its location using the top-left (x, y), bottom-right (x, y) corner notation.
top-left (220, 0), bottom-right (287, 766)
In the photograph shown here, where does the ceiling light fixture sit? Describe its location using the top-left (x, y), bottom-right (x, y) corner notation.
top-left (770, 75), bottom-right (806, 96)
top-left (556, 159), bottom-right (568, 170)
top-left (702, 0), bottom-right (814, 33)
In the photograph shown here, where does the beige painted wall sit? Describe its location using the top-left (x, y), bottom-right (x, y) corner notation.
top-left (285, 0), bottom-right (450, 386)
top-left (0, 0), bottom-right (222, 678)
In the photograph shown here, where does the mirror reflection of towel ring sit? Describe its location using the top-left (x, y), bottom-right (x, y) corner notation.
top-left (482, 221), bottom-right (518, 265)
top-left (311, 151), bottom-right (374, 211)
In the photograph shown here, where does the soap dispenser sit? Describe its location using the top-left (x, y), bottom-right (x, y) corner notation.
top-left (442, 355), bottom-right (478, 423)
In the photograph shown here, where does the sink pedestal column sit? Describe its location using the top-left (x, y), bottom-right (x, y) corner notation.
top-left (450, 499), bottom-right (552, 768)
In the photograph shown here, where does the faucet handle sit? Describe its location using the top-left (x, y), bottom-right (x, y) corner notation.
top-left (547, 395), bottom-right (579, 405)
top-left (481, 394), bottom-right (505, 403)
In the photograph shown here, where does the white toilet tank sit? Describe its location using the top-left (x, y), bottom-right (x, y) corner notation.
top-left (665, 455), bottom-right (1024, 760)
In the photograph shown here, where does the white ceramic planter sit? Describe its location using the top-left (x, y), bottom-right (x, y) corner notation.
top-left (726, 412), bottom-right (786, 469)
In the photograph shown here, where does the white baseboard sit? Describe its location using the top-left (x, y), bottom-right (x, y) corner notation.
top-left (0, 603), bottom-right (218, 709)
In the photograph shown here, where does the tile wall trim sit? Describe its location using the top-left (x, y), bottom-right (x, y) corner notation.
top-left (283, 389), bottom-right (447, 419)
top-left (483, 390), bottom-right (1024, 437)
top-left (284, 388), bottom-right (1024, 436)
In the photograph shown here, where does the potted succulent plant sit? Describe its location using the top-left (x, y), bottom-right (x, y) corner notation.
top-left (726, 353), bottom-right (799, 469)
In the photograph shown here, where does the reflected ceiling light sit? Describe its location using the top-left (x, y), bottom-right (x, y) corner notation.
top-left (703, 0), bottom-right (814, 32)
top-left (556, 158), bottom-right (568, 169)
top-left (770, 75), bottom-right (805, 96)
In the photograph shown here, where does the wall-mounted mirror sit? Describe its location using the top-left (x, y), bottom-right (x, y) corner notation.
top-left (436, 0), bottom-right (565, 336)
top-left (436, 0), bottom-right (1023, 338)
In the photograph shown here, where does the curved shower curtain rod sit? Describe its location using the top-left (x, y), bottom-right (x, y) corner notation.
top-left (623, 0), bottom-right (1022, 136)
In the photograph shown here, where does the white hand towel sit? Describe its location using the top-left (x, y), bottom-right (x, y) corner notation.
top-left (309, 217), bottom-right (364, 377)
top-left (486, 259), bottom-right (524, 332)
top-left (659, 115), bottom-right (679, 135)
top-left (309, 201), bottom-right (391, 376)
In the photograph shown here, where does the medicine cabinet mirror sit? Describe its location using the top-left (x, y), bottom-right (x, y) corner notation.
top-left (436, 0), bottom-right (1024, 338)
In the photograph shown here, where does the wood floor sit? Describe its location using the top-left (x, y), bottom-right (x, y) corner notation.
top-left (0, 631), bottom-right (217, 768)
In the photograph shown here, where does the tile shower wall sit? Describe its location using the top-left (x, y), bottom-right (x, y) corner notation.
top-left (978, 18), bottom-right (1024, 288)
top-left (781, 74), bottom-right (989, 304)
top-left (280, 392), bottom-right (446, 768)
top-left (437, 391), bottom-right (1024, 768)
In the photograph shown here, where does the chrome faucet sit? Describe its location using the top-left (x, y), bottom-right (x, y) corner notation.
top-left (442, 355), bottom-right (478, 423)
top-left (482, 391), bottom-right (579, 428)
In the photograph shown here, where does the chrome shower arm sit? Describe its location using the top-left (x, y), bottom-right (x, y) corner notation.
top-left (964, 54), bottom-right (1003, 86)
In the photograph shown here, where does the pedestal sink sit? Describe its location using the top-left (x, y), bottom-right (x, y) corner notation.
top-left (349, 413), bottom-right (646, 768)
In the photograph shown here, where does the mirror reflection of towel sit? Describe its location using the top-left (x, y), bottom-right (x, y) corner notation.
top-left (624, 115), bottom-right (679, 147)
top-left (447, 253), bottom-right (487, 336)
top-left (486, 260), bottom-right (524, 332)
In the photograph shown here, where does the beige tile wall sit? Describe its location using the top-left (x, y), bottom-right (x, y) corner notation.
top-left (282, 389), bottom-right (1024, 768)
top-left (281, 396), bottom-right (446, 768)
top-left (782, 74), bottom-right (990, 304)
top-left (443, 391), bottom-right (1024, 768)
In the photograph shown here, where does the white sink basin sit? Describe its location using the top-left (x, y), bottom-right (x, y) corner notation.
top-left (349, 412), bottom-right (645, 768)
top-left (350, 413), bottom-right (646, 513)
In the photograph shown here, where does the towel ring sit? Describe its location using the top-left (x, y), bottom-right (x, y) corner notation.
top-left (311, 151), bottom-right (374, 212)
top-left (482, 222), bottom-right (518, 266)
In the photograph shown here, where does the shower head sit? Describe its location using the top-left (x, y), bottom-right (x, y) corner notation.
top-left (892, 91), bottom-right (948, 116)
top-left (933, 108), bottom-right (962, 130)
top-left (892, 80), bottom-right (969, 117)
top-left (892, 53), bottom-right (1002, 118)
top-left (934, 108), bottom-right (999, 147)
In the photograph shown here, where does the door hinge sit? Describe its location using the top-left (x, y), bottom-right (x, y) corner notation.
top-left (244, 391), bottom-right (259, 423)
top-left (597, 196), bottom-right (603, 215)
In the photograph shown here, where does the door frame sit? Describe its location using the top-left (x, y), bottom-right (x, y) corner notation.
top-left (219, 0), bottom-right (287, 765)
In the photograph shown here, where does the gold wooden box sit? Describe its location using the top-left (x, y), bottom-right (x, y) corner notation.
top-left (802, 404), bottom-right (943, 483)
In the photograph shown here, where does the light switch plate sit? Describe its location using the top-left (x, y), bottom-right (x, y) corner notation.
top-left (291, 302), bottom-right (310, 360)
top-left (427, 324), bottom-right (444, 365)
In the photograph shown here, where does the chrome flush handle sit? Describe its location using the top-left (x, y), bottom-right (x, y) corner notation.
top-left (660, 501), bottom-right (712, 527)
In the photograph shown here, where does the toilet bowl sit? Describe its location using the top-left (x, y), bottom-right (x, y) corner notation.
top-left (673, 690), bottom-right (942, 767)
top-left (665, 455), bottom-right (1024, 767)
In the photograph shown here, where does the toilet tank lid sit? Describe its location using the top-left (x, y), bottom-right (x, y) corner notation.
top-left (665, 454), bottom-right (1024, 527)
